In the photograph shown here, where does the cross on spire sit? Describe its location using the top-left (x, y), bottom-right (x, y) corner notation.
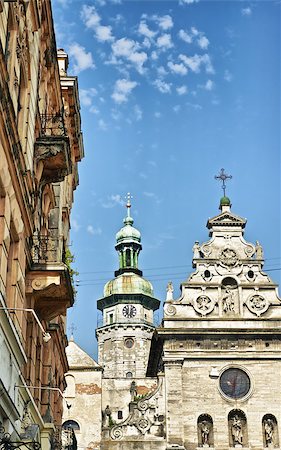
top-left (125, 192), bottom-right (133, 217)
top-left (215, 168), bottom-right (232, 196)
top-left (68, 323), bottom-right (77, 340)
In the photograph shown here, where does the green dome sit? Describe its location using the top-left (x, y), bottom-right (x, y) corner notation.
top-left (104, 272), bottom-right (153, 297)
top-left (220, 196), bottom-right (231, 206)
top-left (116, 216), bottom-right (141, 244)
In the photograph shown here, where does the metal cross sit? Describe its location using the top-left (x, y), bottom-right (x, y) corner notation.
top-left (69, 323), bottom-right (77, 338)
top-left (125, 192), bottom-right (133, 216)
top-left (214, 168), bottom-right (232, 196)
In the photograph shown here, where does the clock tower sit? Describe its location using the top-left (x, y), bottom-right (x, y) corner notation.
top-left (96, 195), bottom-right (160, 378)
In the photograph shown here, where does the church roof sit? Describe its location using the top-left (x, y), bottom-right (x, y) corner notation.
top-left (66, 338), bottom-right (100, 370)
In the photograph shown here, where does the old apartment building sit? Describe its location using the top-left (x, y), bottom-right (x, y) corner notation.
top-left (63, 196), bottom-right (281, 450)
top-left (0, 1), bottom-right (83, 449)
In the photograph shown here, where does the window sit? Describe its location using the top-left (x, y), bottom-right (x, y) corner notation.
top-left (117, 411), bottom-right (123, 420)
top-left (62, 420), bottom-right (80, 431)
top-left (126, 371), bottom-right (133, 378)
top-left (124, 338), bottom-right (134, 349)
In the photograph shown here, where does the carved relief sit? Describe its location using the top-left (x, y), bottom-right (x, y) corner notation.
top-left (109, 378), bottom-right (164, 441)
top-left (263, 415), bottom-right (279, 448)
top-left (164, 304), bottom-right (177, 316)
top-left (198, 414), bottom-right (214, 447)
top-left (246, 294), bottom-right (269, 316)
top-left (222, 288), bottom-right (235, 313)
top-left (193, 295), bottom-right (214, 316)
top-left (220, 247), bottom-right (238, 268)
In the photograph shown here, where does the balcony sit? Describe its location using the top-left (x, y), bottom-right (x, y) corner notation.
top-left (26, 234), bottom-right (74, 320)
top-left (34, 113), bottom-right (72, 185)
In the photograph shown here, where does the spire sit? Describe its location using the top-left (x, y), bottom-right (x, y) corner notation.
top-left (114, 193), bottom-right (142, 277)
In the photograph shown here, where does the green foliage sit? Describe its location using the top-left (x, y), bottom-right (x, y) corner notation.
top-left (134, 394), bottom-right (146, 401)
top-left (108, 416), bottom-right (116, 428)
top-left (64, 247), bottom-right (79, 299)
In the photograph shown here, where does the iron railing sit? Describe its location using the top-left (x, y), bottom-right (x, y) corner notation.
top-left (40, 113), bottom-right (66, 137)
top-left (31, 234), bottom-right (65, 264)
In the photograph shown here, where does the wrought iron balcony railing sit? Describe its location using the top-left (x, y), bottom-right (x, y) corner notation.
top-left (40, 113), bottom-right (66, 137)
top-left (31, 234), bottom-right (65, 265)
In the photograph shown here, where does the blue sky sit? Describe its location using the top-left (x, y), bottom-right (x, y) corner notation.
top-left (52, 0), bottom-right (280, 359)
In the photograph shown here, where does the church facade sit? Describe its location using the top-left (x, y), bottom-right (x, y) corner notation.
top-left (63, 196), bottom-right (281, 450)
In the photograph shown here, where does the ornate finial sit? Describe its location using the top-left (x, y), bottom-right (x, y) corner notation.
top-left (215, 168), bottom-right (232, 197)
top-left (125, 192), bottom-right (133, 218)
top-left (69, 323), bottom-right (77, 341)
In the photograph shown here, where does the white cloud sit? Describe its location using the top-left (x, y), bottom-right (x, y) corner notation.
top-left (157, 15), bottom-right (173, 30)
top-left (204, 79), bottom-right (214, 91)
top-left (156, 34), bottom-right (173, 50)
top-left (98, 119), bottom-right (108, 130)
top-left (68, 43), bottom-right (95, 73)
top-left (71, 218), bottom-right (81, 232)
top-left (101, 194), bottom-right (125, 208)
top-left (138, 21), bottom-right (157, 39)
top-left (197, 35), bottom-right (209, 49)
top-left (151, 51), bottom-right (159, 60)
top-left (178, 29), bottom-right (192, 44)
top-left (179, 0), bottom-right (199, 4)
top-left (177, 85), bottom-right (188, 95)
top-left (111, 38), bottom-right (147, 73)
top-left (241, 7), bottom-right (252, 16)
top-left (179, 53), bottom-right (214, 74)
top-left (224, 69), bottom-right (233, 82)
top-left (80, 88), bottom-right (98, 107)
top-left (173, 105), bottom-right (181, 113)
top-left (154, 111), bottom-right (162, 118)
top-left (81, 5), bottom-right (100, 29)
top-left (134, 105), bottom-right (143, 121)
top-left (95, 25), bottom-right (114, 42)
top-left (168, 61), bottom-right (188, 75)
top-left (143, 191), bottom-right (161, 204)
top-left (112, 78), bottom-right (138, 103)
top-left (157, 66), bottom-right (168, 77)
top-left (87, 225), bottom-right (102, 235)
top-left (153, 79), bottom-right (172, 94)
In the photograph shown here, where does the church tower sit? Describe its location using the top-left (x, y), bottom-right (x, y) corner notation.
top-left (96, 195), bottom-right (160, 378)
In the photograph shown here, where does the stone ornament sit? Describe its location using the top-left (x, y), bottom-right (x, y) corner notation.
top-left (264, 419), bottom-right (274, 447)
top-left (164, 304), bottom-right (177, 316)
top-left (136, 417), bottom-right (151, 434)
top-left (244, 243), bottom-right (255, 258)
top-left (220, 247), bottom-right (238, 268)
top-left (110, 426), bottom-right (123, 440)
top-left (231, 415), bottom-right (243, 446)
top-left (222, 288), bottom-right (235, 314)
top-left (193, 295), bottom-right (214, 316)
top-left (246, 294), bottom-right (269, 316)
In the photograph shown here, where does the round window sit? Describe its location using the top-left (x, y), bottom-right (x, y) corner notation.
top-left (124, 338), bottom-right (134, 348)
top-left (219, 368), bottom-right (250, 400)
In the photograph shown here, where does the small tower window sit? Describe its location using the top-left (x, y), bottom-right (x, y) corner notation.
top-left (124, 338), bottom-right (134, 348)
top-left (126, 371), bottom-right (133, 378)
top-left (109, 313), bottom-right (113, 324)
top-left (117, 411), bottom-right (123, 420)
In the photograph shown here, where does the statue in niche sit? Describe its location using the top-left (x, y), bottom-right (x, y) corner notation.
top-left (255, 241), bottom-right (264, 259)
top-left (222, 288), bottom-right (235, 313)
top-left (232, 415), bottom-right (243, 446)
top-left (103, 405), bottom-right (112, 427)
top-left (130, 381), bottom-right (137, 401)
top-left (193, 241), bottom-right (201, 259)
top-left (264, 419), bottom-right (274, 447)
top-left (201, 421), bottom-right (210, 446)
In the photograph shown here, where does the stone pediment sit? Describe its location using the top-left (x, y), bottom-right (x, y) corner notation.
top-left (66, 340), bottom-right (100, 369)
top-left (207, 211), bottom-right (246, 229)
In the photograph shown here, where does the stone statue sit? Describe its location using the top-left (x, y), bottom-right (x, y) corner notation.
top-left (232, 415), bottom-right (243, 446)
top-left (255, 241), bottom-right (264, 259)
top-left (193, 241), bottom-right (201, 259)
top-left (130, 381), bottom-right (137, 401)
top-left (201, 420), bottom-right (210, 446)
top-left (104, 405), bottom-right (112, 427)
top-left (166, 281), bottom-right (174, 301)
top-left (222, 288), bottom-right (235, 313)
top-left (264, 419), bottom-right (274, 447)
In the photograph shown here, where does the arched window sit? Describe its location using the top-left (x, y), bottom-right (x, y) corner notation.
top-left (62, 420), bottom-right (80, 431)
top-left (262, 414), bottom-right (279, 447)
top-left (64, 374), bottom-right (76, 398)
top-left (197, 414), bottom-right (214, 447)
top-left (126, 371), bottom-right (133, 378)
top-left (228, 410), bottom-right (248, 447)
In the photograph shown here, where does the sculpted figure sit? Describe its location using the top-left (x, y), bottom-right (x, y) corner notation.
top-left (264, 419), bottom-right (274, 446)
top-left (193, 241), bottom-right (201, 259)
top-left (255, 241), bottom-right (264, 259)
top-left (222, 288), bottom-right (235, 313)
top-left (166, 281), bottom-right (174, 301)
top-left (201, 421), bottom-right (210, 446)
top-left (130, 381), bottom-right (137, 401)
top-left (232, 415), bottom-right (243, 446)
top-left (104, 405), bottom-right (112, 427)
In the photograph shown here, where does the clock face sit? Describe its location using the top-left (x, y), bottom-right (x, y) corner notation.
top-left (219, 368), bottom-right (250, 399)
top-left (122, 305), bottom-right (137, 318)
